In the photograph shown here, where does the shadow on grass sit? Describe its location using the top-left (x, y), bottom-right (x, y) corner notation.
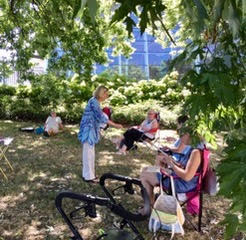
top-left (0, 120), bottom-right (229, 240)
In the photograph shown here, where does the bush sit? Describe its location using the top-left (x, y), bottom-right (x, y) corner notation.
top-left (0, 85), bottom-right (16, 95)
top-left (111, 99), bottom-right (180, 128)
top-left (58, 102), bottom-right (86, 123)
top-left (108, 71), bottom-right (190, 106)
top-left (0, 71), bottom-right (186, 126)
top-left (93, 70), bottom-right (137, 90)
top-left (0, 85), bottom-right (16, 118)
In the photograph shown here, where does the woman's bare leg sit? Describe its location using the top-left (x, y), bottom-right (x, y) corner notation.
top-left (140, 169), bottom-right (160, 214)
top-left (48, 129), bottom-right (57, 136)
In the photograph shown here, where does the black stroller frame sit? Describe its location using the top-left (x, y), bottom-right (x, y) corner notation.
top-left (55, 173), bottom-right (151, 240)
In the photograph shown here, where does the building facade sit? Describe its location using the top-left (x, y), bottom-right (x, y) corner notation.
top-left (95, 26), bottom-right (181, 80)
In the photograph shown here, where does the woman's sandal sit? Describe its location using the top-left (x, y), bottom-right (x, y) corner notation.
top-left (82, 177), bottom-right (99, 184)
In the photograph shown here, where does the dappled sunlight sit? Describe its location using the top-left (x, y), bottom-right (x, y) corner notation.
top-left (2, 120), bottom-right (14, 123)
top-left (98, 151), bottom-right (115, 165)
top-left (65, 152), bottom-right (77, 160)
top-left (35, 182), bottom-right (45, 189)
top-left (160, 129), bottom-right (177, 139)
top-left (80, 228), bottom-right (92, 239)
top-left (8, 148), bottom-right (16, 153)
top-left (16, 138), bottom-right (48, 151)
top-left (2, 230), bottom-right (13, 237)
top-left (49, 223), bottom-right (68, 237)
top-left (0, 121), bottom-right (231, 239)
top-left (28, 172), bottom-right (48, 181)
top-left (17, 144), bottom-right (31, 150)
top-left (20, 184), bottom-right (30, 192)
top-left (98, 154), bottom-right (114, 165)
top-left (50, 174), bottom-right (76, 182)
top-left (29, 140), bottom-right (48, 148)
top-left (0, 192), bottom-right (27, 210)
top-left (132, 158), bottom-right (142, 163)
top-left (23, 220), bottom-right (45, 239)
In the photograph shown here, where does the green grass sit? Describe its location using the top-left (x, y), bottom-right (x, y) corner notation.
top-left (0, 120), bottom-right (229, 240)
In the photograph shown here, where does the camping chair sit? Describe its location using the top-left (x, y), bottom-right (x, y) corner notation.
top-left (132, 112), bottom-right (161, 151)
top-left (0, 137), bottom-right (14, 180)
top-left (159, 146), bottom-right (210, 232)
top-left (55, 173), bottom-right (151, 240)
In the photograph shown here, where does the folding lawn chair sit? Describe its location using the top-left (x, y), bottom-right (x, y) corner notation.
top-left (132, 112), bottom-right (161, 151)
top-left (159, 146), bottom-right (211, 232)
top-left (0, 137), bottom-right (14, 180)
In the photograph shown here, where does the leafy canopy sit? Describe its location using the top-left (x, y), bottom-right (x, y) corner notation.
top-left (1, 0), bottom-right (246, 238)
top-left (107, 0), bottom-right (245, 238)
top-left (0, 0), bottom-right (133, 78)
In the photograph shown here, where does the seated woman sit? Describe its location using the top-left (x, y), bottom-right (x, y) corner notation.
top-left (116, 109), bottom-right (159, 155)
top-left (162, 115), bottom-right (206, 156)
top-left (162, 115), bottom-right (189, 148)
top-left (140, 127), bottom-right (201, 214)
top-left (44, 111), bottom-right (64, 136)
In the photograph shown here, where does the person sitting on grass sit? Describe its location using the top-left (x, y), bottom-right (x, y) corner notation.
top-left (116, 109), bottom-right (159, 155)
top-left (44, 111), bottom-right (64, 137)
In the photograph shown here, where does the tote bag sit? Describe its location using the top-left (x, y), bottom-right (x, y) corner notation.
top-left (149, 176), bottom-right (185, 239)
top-left (203, 167), bottom-right (218, 196)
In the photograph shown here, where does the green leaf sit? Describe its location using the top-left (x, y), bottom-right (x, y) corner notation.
top-left (218, 166), bottom-right (245, 196)
top-left (87, 0), bottom-right (98, 23)
top-left (221, 214), bottom-right (239, 239)
top-left (72, 0), bottom-right (81, 19)
top-left (75, 0), bottom-right (87, 18)
top-left (139, 7), bottom-right (148, 34)
top-left (124, 16), bottom-right (136, 37)
top-left (214, 0), bottom-right (226, 21)
top-left (229, 144), bottom-right (246, 160)
top-left (239, 220), bottom-right (246, 231)
top-left (227, 0), bottom-right (241, 37)
top-left (111, 6), bottom-right (129, 25)
top-left (243, 0), bottom-right (246, 19)
top-left (193, 0), bottom-right (209, 19)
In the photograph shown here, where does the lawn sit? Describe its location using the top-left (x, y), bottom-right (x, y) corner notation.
top-left (0, 120), bottom-right (230, 240)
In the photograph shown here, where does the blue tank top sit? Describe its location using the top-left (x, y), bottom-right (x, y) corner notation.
top-left (162, 146), bottom-right (199, 193)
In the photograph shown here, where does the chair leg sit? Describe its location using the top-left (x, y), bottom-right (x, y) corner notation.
top-left (198, 192), bottom-right (203, 232)
top-left (3, 154), bottom-right (14, 171)
top-left (1, 147), bottom-right (14, 171)
top-left (0, 167), bottom-right (8, 180)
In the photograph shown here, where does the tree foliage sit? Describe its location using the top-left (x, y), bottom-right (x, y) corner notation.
top-left (107, 0), bottom-right (246, 238)
top-left (0, 0), bottom-right (246, 238)
top-left (0, 0), bottom-right (133, 78)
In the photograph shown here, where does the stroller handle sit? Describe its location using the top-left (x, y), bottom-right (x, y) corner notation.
top-left (99, 172), bottom-right (151, 221)
top-left (55, 192), bottom-right (110, 240)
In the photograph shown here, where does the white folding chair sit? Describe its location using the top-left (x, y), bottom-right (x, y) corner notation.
top-left (0, 137), bottom-right (14, 180)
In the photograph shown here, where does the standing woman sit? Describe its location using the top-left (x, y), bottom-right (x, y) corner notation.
top-left (78, 86), bottom-right (122, 183)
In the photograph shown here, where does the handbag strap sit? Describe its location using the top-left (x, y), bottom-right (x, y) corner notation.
top-left (159, 173), bottom-right (176, 198)
top-left (170, 176), bottom-right (176, 198)
top-left (159, 174), bottom-right (164, 195)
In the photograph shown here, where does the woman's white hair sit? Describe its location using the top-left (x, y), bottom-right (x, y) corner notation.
top-left (93, 85), bottom-right (108, 99)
